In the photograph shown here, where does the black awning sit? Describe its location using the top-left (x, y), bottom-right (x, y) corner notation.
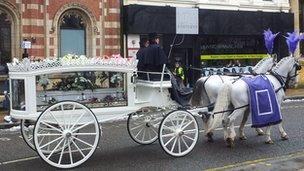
top-left (123, 5), bottom-right (175, 34)
top-left (123, 5), bottom-right (294, 35)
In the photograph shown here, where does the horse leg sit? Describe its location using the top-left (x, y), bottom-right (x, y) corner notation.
top-left (278, 123), bottom-right (288, 140)
top-left (239, 111), bottom-right (264, 137)
top-left (265, 126), bottom-right (274, 144)
top-left (239, 109), bottom-right (249, 140)
top-left (203, 122), bottom-right (214, 143)
top-left (255, 128), bottom-right (265, 136)
top-left (225, 108), bottom-right (247, 147)
top-left (226, 122), bottom-right (237, 148)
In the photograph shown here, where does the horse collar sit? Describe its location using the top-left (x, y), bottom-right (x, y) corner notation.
top-left (270, 71), bottom-right (286, 92)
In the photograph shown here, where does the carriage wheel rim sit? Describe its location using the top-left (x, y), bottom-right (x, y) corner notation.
top-left (34, 101), bottom-right (100, 169)
top-left (159, 110), bottom-right (198, 157)
top-left (21, 119), bottom-right (36, 150)
top-left (21, 120), bottom-right (58, 153)
top-left (127, 111), bottom-right (163, 145)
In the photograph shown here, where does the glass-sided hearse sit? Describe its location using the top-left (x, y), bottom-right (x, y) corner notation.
top-left (7, 56), bottom-right (201, 169)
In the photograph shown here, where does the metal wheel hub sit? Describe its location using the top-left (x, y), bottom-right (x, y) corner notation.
top-left (63, 130), bottom-right (72, 139)
top-left (175, 129), bottom-right (184, 137)
top-left (144, 116), bottom-right (152, 127)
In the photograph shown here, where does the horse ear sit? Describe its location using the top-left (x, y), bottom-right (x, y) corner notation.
top-left (272, 54), bottom-right (278, 64)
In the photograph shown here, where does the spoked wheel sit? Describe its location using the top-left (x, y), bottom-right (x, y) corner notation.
top-left (127, 108), bottom-right (164, 145)
top-left (34, 101), bottom-right (100, 169)
top-left (20, 119), bottom-right (35, 150)
top-left (159, 110), bottom-right (199, 157)
top-left (21, 119), bottom-right (71, 154)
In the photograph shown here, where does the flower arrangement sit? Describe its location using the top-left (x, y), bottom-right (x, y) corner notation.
top-left (73, 73), bottom-right (95, 91)
top-left (60, 54), bottom-right (88, 65)
top-left (38, 75), bottom-right (50, 91)
top-left (110, 73), bottom-right (123, 86)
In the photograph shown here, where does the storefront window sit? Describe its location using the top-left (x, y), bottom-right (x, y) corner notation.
top-left (201, 35), bottom-right (265, 68)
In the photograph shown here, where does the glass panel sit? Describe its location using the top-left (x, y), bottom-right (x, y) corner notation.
top-left (60, 29), bottom-right (85, 56)
top-left (36, 71), bottom-right (127, 112)
top-left (11, 79), bottom-right (25, 111)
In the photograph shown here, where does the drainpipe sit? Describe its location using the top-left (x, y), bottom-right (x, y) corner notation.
top-left (120, 0), bottom-right (124, 57)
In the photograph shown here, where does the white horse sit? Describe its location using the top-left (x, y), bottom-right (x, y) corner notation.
top-left (191, 56), bottom-right (277, 141)
top-left (202, 56), bottom-right (300, 147)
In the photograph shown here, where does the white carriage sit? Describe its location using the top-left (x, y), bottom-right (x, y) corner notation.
top-left (8, 56), bottom-right (201, 169)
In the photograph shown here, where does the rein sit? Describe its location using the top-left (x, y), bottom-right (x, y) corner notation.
top-left (212, 104), bottom-right (249, 115)
top-left (270, 62), bottom-right (300, 93)
top-left (270, 71), bottom-right (286, 93)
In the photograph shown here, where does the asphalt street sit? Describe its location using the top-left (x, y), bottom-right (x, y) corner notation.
top-left (0, 100), bottom-right (304, 171)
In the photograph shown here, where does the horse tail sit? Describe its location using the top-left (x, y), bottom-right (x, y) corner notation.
top-left (190, 77), bottom-right (210, 107)
top-left (213, 82), bottom-right (232, 115)
top-left (209, 82), bottom-right (232, 130)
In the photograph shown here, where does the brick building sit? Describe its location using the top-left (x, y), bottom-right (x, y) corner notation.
top-left (0, 0), bottom-right (121, 63)
top-left (0, 0), bottom-right (122, 101)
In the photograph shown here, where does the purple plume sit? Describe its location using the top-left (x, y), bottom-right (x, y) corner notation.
top-left (285, 31), bottom-right (301, 55)
top-left (263, 29), bottom-right (279, 54)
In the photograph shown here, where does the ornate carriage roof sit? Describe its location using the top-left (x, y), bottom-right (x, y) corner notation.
top-left (7, 55), bottom-right (138, 74)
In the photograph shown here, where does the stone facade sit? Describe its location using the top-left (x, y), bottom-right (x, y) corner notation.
top-left (0, 0), bottom-right (121, 60)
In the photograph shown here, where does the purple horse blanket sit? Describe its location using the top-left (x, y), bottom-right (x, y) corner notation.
top-left (242, 75), bottom-right (282, 128)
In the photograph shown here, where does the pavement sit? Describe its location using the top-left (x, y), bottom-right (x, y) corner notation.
top-left (0, 88), bottom-right (304, 171)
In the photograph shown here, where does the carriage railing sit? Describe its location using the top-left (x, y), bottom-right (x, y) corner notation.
top-left (136, 69), bottom-right (171, 83)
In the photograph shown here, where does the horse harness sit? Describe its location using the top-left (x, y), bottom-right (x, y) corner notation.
top-left (201, 62), bottom-right (301, 117)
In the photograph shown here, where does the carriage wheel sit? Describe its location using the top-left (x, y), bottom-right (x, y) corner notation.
top-left (21, 119), bottom-right (35, 151)
top-left (159, 110), bottom-right (198, 157)
top-left (127, 109), bottom-right (164, 145)
top-left (21, 119), bottom-right (73, 154)
top-left (34, 101), bottom-right (100, 169)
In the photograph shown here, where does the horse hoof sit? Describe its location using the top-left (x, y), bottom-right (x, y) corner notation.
top-left (281, 135), bottom-right (289, 141)
top-left (207, 138), bottom-right (214, 143)
top-left (265, 140), bottom-right (274, 144)
top-left (226, 138), bottom-right (234, 148)
top-left (256, 132), bottom-right (264, 136)
top-left (239, 136), bottom-right (247, 140)
top-left (206, 132), bottom-right (214, 143)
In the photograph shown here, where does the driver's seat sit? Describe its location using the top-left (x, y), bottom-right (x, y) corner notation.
top-left (169, 74), bottom-right (193, 107)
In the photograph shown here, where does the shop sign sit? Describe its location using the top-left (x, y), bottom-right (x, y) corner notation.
top-left (21, 41), bottom-right (32, 49)
top-left (176, 8), bottom-right (198, 35)
top-left (201, 54), bottom-right (268, 60)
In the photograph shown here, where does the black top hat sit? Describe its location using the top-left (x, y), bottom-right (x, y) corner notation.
top-left (148, 33), bottom-right (159, 40)
top-left (175, 57), bottom-right (182, 62)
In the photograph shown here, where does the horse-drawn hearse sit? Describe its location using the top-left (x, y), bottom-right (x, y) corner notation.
top-left (8, 55), bottom-right (205, 169)
top-left (7, 30), bottom-right (302, 169)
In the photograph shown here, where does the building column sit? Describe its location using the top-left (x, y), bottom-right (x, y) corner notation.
top-left (290, 0), bottom-right (300, 57)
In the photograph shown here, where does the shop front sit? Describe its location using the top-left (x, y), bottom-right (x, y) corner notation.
top-left (123, 4), bottom-right (294, 85)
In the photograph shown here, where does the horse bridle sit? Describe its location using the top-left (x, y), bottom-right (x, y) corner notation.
top-left (271, 61), bottom-right (301, 92)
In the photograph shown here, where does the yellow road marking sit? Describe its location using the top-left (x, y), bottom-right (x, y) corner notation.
top-left (205, 151), bottom-right (304, 171)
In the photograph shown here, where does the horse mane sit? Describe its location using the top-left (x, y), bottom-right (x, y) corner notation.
top-left (272, 56), bottom-right (292, 72)
top-left (253, 57), bottom-right (271, 71)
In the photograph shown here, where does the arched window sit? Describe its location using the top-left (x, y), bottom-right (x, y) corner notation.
top-left (59, 10), bottom-right (87, 56)
top-left (0, 9), bottom-right (11, 72)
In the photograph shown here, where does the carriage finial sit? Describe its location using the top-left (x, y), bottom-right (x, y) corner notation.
top-left (263, 29), bottom-right (279, 55)
top-left (285, 31), bottom-right (302, 57)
